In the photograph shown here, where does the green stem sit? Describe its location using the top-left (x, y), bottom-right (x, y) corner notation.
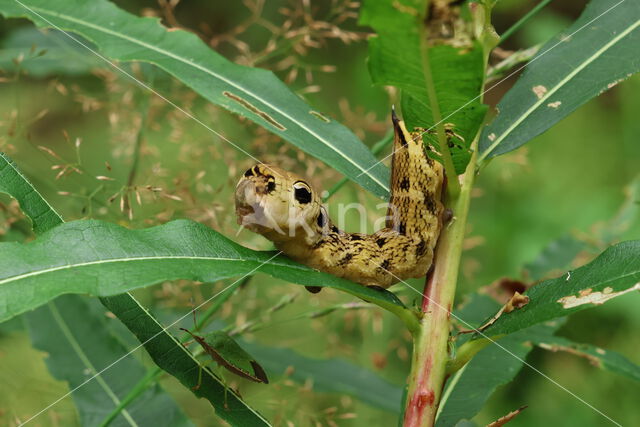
top-left (499, 0), bottom-right (554, 45)
top-left (418, 27), bottom-right (460, 198)
top-left (122, 70), bottom-right (154, 216)
top-left (445, 337), bottom-right (493, 375)
top-left (98, 368), bottom-right (162, 427)
top-left (403, 141), bottom-right (478, 426)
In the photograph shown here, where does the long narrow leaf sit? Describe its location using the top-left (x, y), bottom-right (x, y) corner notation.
top-left (527, 331), bottom-right (640, 383)
top-left (0, 152), bottom-right (63, 234)
top-left (480, 0), bottom-right (640, 160)
top-left (26, 295), bottom-right (192, 427)
top-left (0, 219), bottom-right (410, 325)
top-left (99, 294), bottom-right (271, 426)
top-left (241, 341), bottom-right (403, 413)
top-left (0, 152), bottom-right (267, 424)
top-left (436, 295), bottom-right (563, 426)
top-left (483, 241), bottom-right (640, 337)
top-left (0, 0), bottom-right (390, 198)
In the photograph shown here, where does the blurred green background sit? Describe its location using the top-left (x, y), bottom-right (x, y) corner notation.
top-left (0, 0), bottom-right (638, 425)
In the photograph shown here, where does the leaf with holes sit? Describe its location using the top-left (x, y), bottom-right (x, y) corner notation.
top-left (479, 0), bottom-right (640, 161)
top-left (527, 328), bottom-right (640, 383)
top-left (481, 241), bottom-right (640, 337)
top-left (0, 0), bottom-right (390, 198)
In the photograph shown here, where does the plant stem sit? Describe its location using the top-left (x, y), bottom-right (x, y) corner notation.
top-left (499, 0), bottom-right (554, 45)
top-left (99, 367), bottom-right (162, 427)
top-left (403, 142), bottom-right (477, 426)
top-left (445, 337), bottom-right (492, 375)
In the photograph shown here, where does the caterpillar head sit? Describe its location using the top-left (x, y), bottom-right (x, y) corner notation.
top-left (235, 164), bottom-right (325, 244)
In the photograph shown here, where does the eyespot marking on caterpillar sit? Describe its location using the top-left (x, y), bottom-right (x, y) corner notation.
top-left (293, 181), bottom-right (312, 204)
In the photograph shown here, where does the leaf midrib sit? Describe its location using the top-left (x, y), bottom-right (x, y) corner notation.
top-left (22, 3), bottom-right (389, 193)
top-left (0, 254), bottom-right (291, 285)
top-left (479, 17), bottom-right (640, 161)
top-left (47, 301), bottom-right (139, 427)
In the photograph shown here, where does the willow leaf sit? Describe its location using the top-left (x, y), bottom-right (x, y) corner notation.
top-left (479, 0), bottom-right (640, 160)
top-left (482, 241), bottom-right (640, 337)
top-left (0, 219), bottom-right (410, 325)
top-left (26, 295), bottom-right (192, 427)
top-left (528, 330), bottom-right (640, 383)
top-left (0, 153), bottom-right (266, 424)
top-left (0, 0), bottom-right (390, 198)
top-left (436, 294), bottom-right (563, 426)
top-left (0, 152), bottom-right (62, 234)
top-left (99, 295), bottom-right (271, 426)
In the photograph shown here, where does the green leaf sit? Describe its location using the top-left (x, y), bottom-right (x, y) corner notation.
top-left (99, 295), bottom-right (271, 426)
top-left (436, 295), bottom-right (563, 426)
top-left (241, 341), bottom-right (403, 414)
top-left (0, 152), bottom-right (63, 234)
top-left (0, 152), bottom-right (265, 422)
top-left (0, 27), bottom-right (102, 76)
top-left (360, 0), bottom-right (487, 173)
top-left (0, 219), bottom-right (410, 325)
top-left (26, 295), bottom-right (191, 427)
top-left (0, 0), bottom-right (390, 198)
top-left (483, 241), bottom-right (640, 337)
top-left (526, 329), bottom-right (640, 383)
top-left (479, 0), bottom-right (640, 160)
top-left (524, 234), bottom-right (586, 281)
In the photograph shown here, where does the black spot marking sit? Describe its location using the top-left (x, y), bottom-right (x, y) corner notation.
top-left (266, 180), bottom-right (276, 193)
top-left (424, 192), bottom-right (437, 214)
top-left (380, 259), bottom-right (390, 271)
top-left (400, 177), bottom-right (410, 190)
top-left (350, 234), bottom-right (362, 241)
top-left (311, 239), bottom-right (326, 250)
top-left (416, 240), bottom-right (427, 257)
top-left (244, 167), bottom-right (255, 177)
top-left (331, 225), bottom-right (339, 233)
top-left (398, 131), bottom-right (408, 147)
top-left (338, 253), bottom-right (353, 266)
top-left (398, 222), bottom-right (406, 235)
top-left (376, 237), bottom-right (386, 248)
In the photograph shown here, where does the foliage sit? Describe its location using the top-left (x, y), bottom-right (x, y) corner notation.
top-left (479, 0), bottom-right (640, 160)
top-left (0, 0), bottom-right (639, 426)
